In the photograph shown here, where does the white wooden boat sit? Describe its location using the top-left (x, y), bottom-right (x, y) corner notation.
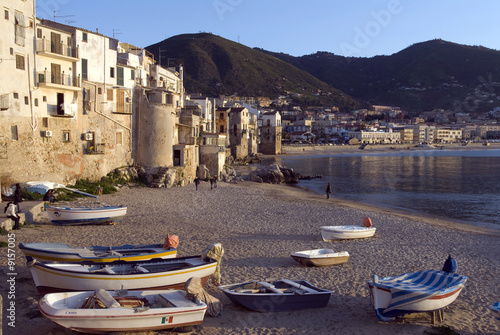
top-left (320, 225), bottom-right (376, 241)
top-left (367, 270), bottom-right (467, 321)
top-left (39, 289), bottom-right (207, 333)
top-left (46, 205), bottom-right (127, 225)
top-left (491, 302), bottom-right (500, 328)
top-left (291, 249), bottom-right (349, 267)
top-left (19, 242), bottom-right (177, 263)
top-left (27, 255), bottom-right (218, 295)
top-left (219, 279), bottom-right (332, 312)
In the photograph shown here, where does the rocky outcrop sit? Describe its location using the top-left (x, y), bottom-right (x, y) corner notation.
top-left (247, 164), bottom-right (301, 184)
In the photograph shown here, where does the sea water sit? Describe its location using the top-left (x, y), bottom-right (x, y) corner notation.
top-left (264, 149), bottom-right (500, 229)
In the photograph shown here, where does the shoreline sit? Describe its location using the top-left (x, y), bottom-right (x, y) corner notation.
top-left (1, 180), bottom-right (499, 334)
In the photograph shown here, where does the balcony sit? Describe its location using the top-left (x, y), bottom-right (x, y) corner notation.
top-left (85, 143), bottom-right (105, 155)
top-left (38, 71), bottom-right (81, 91)
top-left (36, 39), bottom-right (79, 61)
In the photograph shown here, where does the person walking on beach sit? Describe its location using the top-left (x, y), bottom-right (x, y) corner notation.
top-left (4, 201), bottom-right (21, 230)
top-left (326, 183), bottom-right (332, 199)
top-left (14, 183), bottom-right (22, 212)
top-left (210, 177), bottom-right (214, 190)
top-left (194, 178), bottom-right (200, 191)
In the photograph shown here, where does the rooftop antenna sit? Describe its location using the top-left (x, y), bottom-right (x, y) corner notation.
top-left (53, 11), bottom-right (74, 23)
top-left (112, 29), bottom-right (122, 39)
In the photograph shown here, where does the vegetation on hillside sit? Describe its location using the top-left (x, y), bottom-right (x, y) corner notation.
top-left (146, 33), bottom-right (364, 112)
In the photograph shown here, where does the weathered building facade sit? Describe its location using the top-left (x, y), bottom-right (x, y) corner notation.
top-left (259, 111), bottom-right (282, 155)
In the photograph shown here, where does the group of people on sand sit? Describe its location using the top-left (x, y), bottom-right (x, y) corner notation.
top-left (193, 176), bottom-right (218, 190)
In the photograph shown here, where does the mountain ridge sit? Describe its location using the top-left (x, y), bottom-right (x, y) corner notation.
top-left (146, 34), bottom-right (500, 114)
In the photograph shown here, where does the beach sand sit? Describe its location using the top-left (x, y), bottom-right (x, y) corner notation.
top-left (1, 177), bottom-right (499, 335)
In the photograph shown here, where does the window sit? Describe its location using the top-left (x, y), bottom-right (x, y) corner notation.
top-left (11, 125), bottom-right (18, 140)
top-left (34, 98), bottom-right (38, 106)
top-left (16, 54), bottom-right (25, 70)
top-left (117, 66), bottom-right (123, 86)
top-left (98, 87), bottom-right (102, 94)
top-left (42, 117), bottom-right (49, 127)
top-left (43, 96), bottom-right (47, 102)
top-left (24, 96), bottom-right (28, 105)
top-left (29, 20), bottom-right (33, 28)
top-left (110, 67), bottom-right (115, 78)
top-left (81, 58), bottom-right (88, 80)
top-left (37, 28), bottom-right (42, 38)
top-left (115, 131), bottom-right (123, 145)
top-left (13, 93), bottom-right (19, 99)
top-left (82, 32), bottom-right (87, 42)
top-left (4, 9), bottom-right (8, 20)
top-left (63, 131), bottom-right (70, 142)
top-left (130, 69), bottom-right (135, 80)
top-left (14, 12), bottom-right (25, 46)
top-left (107, 88), bottom-right (113, 101)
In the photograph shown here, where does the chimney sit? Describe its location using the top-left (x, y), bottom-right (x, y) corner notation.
top-left (96, 28), bottom-right (99, 33)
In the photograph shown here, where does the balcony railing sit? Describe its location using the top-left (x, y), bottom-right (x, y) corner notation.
top-left (38, 71), bottom-right (80, 88)
top-left (37, 39), bottom-right (79, 59)
top-left (86, 143), bottom-right (105, 155)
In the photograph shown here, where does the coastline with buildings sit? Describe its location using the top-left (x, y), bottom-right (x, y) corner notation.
top-left (1, 1), bottom-right (500, 334)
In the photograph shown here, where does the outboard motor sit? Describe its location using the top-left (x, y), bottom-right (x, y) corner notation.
top-left (442, 255), bottom-right (457, 273)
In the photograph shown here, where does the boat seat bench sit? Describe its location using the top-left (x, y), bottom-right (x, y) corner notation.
top-left (159, 291), bottom-right (195, 307)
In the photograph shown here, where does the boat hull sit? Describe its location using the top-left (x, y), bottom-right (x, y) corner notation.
top-left (291, 249), bottom-right (349, 267)
top-left (491, 302), bottom-right (500, 328)
top-left (46, 205), bottom-right (127, 225)
top-left (19, 242), bottom-right (177, 263)
top-left (39, 290), bottom-right (207, 333)
top-left (320, 225), bottom-right (376, 240)
top-left (28, 256), bottom-right (217, 295)
top-left (367, 270), bottom-right (467, 321)
top-left (220, 280), bottom-right (332, 312)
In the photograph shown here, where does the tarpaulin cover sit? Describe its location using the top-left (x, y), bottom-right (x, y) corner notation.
top-left (203, 243), bottom-right (224, 285)
top-left (163, 234), bottom-right (179, 249)
top-left (184, 277), bottom-right (222, 316)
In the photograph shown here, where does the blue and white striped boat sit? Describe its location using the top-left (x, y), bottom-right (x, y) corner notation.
top-left (46, 205), bottom-right (127, 225)
top-left (367, 268), bottom-right (467, 321)
top-left (491, 302), bottom-right (500, 328)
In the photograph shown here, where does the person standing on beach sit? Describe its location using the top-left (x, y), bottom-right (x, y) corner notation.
top-left (210, 177), bottom-right (214, 190)
top-left (4, 201), bottom-right (20, 230)
top-left (194, 178), bottom-right (200, 191)
top-left (326, 183), bottom-right (332, 199)
top-left (214, 175), bottom-right (218, 188)
top-left (14, 183), bottom-right (22, 212)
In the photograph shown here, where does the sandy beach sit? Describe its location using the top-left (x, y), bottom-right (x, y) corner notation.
top-left (1, 173), bottom-right (499, 334)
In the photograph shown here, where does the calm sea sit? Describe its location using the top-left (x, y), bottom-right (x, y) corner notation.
top-left (263, 149), bottom-right (500, 229)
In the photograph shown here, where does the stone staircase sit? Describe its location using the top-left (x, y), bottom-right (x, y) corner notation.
top-left (0, 201), bottom-right (45, 231)
top-left (151, 167), bottom-right (169, 188)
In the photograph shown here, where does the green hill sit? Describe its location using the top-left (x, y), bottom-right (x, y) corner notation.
top-left (260, 39), bottom-right (500, 113)
top-left (145, 33), bottom-right (365, 112)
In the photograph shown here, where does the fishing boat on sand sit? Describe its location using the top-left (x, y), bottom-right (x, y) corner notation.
top-left (491, 302), bottom-right (500, 327)
top-left (39, 289), bottom-right (208, 333)
top-left (46, 205), bottom-right (127, 225)
top-left (219, 279), bottom-right (332, 312)
top-left (291, 249), bottom-right (349, 267)
top-left (366, 256), bottom-right (467, 321)
top-left (27, 255), bottom-right (218, 295)
top-left (320, 225), bottom-right (376, 240)
top-left (19, 241), bottom-right (177, 263)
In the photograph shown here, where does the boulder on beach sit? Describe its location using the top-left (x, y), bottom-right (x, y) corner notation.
top-left (247, 164), bottom-right (301, 184)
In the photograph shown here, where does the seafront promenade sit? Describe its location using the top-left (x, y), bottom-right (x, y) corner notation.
top-left (1, 179), bottom-right (498, 334)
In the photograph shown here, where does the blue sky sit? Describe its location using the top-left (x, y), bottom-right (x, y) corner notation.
top-left (36, 0), bottom-right (500, 57)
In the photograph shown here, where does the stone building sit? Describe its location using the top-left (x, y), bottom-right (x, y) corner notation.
top-left (259, 111), bottom-right (282, 155)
